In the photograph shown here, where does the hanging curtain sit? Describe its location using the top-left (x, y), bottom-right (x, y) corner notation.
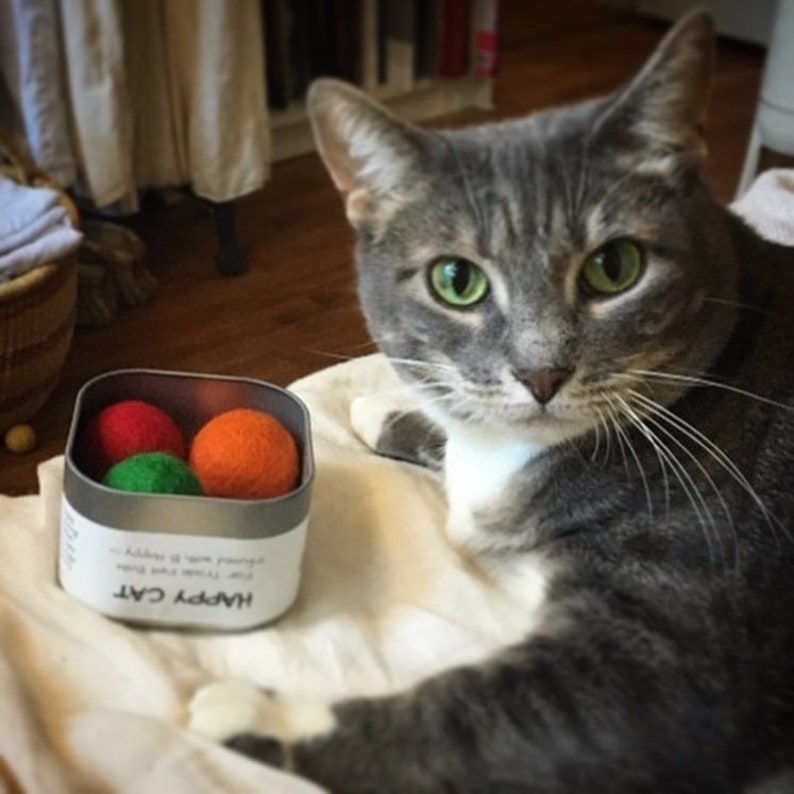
top-left (0, 0), bottom-right (77, 187)
top-left (0, 0), bottom-right (271, 213)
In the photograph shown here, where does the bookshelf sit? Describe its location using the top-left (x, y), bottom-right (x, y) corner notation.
top-left (264, 0), bottom-right (499, 162)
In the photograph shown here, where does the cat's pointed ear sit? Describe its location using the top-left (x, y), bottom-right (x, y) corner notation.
top-left (594, 9), bottom-right (715, 178)
top-left (307, 79), bottom-right (429, 229)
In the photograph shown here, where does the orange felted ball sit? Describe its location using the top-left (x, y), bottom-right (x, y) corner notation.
top-left (189, 408), bottom-right (300, 499)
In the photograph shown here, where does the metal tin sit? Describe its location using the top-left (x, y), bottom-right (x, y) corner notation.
top-left (59, 369), bottom-right (314, 631)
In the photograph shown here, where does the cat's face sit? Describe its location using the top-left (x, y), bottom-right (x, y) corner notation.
top-left (309, 12), bottom-right (736, 445)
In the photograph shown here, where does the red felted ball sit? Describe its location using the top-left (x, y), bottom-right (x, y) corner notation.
top-left (189, 408), bottom-right (300, 500)
top-left (78, 399), bottom-right (186, 480)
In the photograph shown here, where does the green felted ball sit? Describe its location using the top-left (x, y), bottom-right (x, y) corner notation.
top-left (102, 451), bottom-right (203, 496)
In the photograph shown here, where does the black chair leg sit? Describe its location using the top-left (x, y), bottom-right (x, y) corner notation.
top-left (213, 201), bottom-right (249, 277)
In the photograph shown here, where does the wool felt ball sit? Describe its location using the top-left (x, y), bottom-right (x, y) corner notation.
top-left (78, 399), bottom-right (186, 479)
top-left (4, 423), bottom-right (37, 454)
top-left (102, 451), bottom-right (203, 496)
top-left (189, 408), bottom-right (300, 500)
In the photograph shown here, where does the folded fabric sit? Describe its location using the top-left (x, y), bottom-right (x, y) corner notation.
top-left (0, 173), bottom-right (59, 242)
top-left (0, 174), bottom-right (81, 280)
top-left (0, 204), bottom-right (71, 256)
top-left (0, 222), bottom-right (82, 281)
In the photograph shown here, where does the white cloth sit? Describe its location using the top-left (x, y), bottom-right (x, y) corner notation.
top-left (0, 0), bottom-right (77, 188)
top-left (731, 169), bottom-right (794, 246)
top-left (0, 174), bottom-right (58, 246)
top-left (0, 171), bottom-right (792, 792)
top-left (0, 174), bottom-right (81, 280)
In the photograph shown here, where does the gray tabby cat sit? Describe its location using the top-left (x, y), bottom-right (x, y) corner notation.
top-left (190, 10), bottom-right (794, 792)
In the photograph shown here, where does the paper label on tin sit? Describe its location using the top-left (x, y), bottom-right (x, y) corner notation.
top-left (59, 497), bottom-right (308, 629)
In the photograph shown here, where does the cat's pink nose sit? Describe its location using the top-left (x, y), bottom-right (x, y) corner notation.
top-left (512, 367), bottom-right (573, 405)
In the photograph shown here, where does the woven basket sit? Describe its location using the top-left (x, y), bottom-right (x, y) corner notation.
top-left (0, 133), bottom-right (78, 433)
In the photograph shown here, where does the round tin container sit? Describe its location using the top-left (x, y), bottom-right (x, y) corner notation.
top-left (59, 369), bottom-right (314, 631)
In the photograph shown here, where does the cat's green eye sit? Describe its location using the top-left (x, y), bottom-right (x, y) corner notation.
top-left (428, 258), bottom-right (489, 308)
top-left (580, 240), bottom-right (644, 296)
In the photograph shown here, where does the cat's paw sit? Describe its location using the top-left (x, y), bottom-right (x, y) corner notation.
top-left (351, 393), bottom-right (446, 471)
top-left (350, 391), bottom-right (420, 452)
top-left (188, 679), bottom-right (337, 745)
top-left (188, 679), bottom-right (267, 741)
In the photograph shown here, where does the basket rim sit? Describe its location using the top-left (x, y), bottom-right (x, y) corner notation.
top-left (0, 260), bottom-right (68, 305)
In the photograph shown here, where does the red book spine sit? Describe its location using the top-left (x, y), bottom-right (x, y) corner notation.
top-left (472, 0), bottom-right (499, 79)
top-left (438, 0), bottom-right (470, 79)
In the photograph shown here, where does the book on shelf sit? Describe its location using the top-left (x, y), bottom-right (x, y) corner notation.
top-left (290, 0), bottom-right (332, 98)
top-left (380, 0), bottom-right (416, 92)
top-left (263, 0), bottom-right (498, 115)
top-left (266, 0), bottom-right (496, 162)
top-left (471, 0), bottom-right (499, 79)
top-left (438, 0), bottom-right (470, 79)
top-left (330, 0), bottom-right (364, 84)
top-left (414, 0), bottom-right (441, 80)
top-left (361, 0), bottom-right (380, 90)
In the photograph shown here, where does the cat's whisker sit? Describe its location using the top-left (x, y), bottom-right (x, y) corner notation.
top-left (583, 401), bottom-right (614, 464)
top-left (387, 356), bottom-right (459, 374)
top-left (601, 387), bottom-right (723, 569)
top-left (604, 395), bottom-right (654, 520)
top-left (379, 357), bottom-right (470, 409)
top-left (603, 399), bottom-right (698, 561)
top-left (590, 397), bottom-right (632, 465)
top-left (589, 404), bottom-right (603, 463)
top-left (627, 369), bottom-right (794, 413)
top-left (648, 423), bottom-right (734, 571)
top-left (413, 384), bottom-right (456, 404)
top-left (627, 388), bottom-right (789, 547)
top-left (603, 408), bottom-right (612, 463)
top-left (302, 348), bottom-right (362, 363)
top-left (612, 394), bottom-right (672, 521)
top-left (628, 389), bottom-right (766, 514)
top-left (600, 396), bottom-right (633, 482)
top-left (638, 425), bottom-right (721, 567)
top-left (701, 297), bottom-right (770, 314)
top-left (352, 378), bottom-right (455, 411)
top-left (622, 392), bottom-right (737, 572)
top-left (606, 405), bottom-right (629, 476)
top-left (347, 340), bottom-right (380, 351)
top-left (301, 340), bottom-right (381, 362)
top-left (608, 372), bottom-right (679, 411)
top-left (352, 384), bottom-right (419, 403)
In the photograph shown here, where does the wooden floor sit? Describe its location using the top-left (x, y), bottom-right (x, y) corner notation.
top-left (0, 3), bottom-right (766, 495)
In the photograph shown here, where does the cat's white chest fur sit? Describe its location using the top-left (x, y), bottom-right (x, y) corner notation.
top-left (443, 422), bottom-right (545, 551)
top-left (443, 421), bottom-right (553, 625)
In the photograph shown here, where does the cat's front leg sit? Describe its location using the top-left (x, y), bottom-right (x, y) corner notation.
top-left (350, 392), bottom-right (446, 472)
top-left (190, 612), bottom-right (737, 794)
top-left (189, 680), bottom-right (337, 771)
top-left (189, 681), bottom-right (452, 791)
top-left (188, 678), bottom-right (475, 792)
